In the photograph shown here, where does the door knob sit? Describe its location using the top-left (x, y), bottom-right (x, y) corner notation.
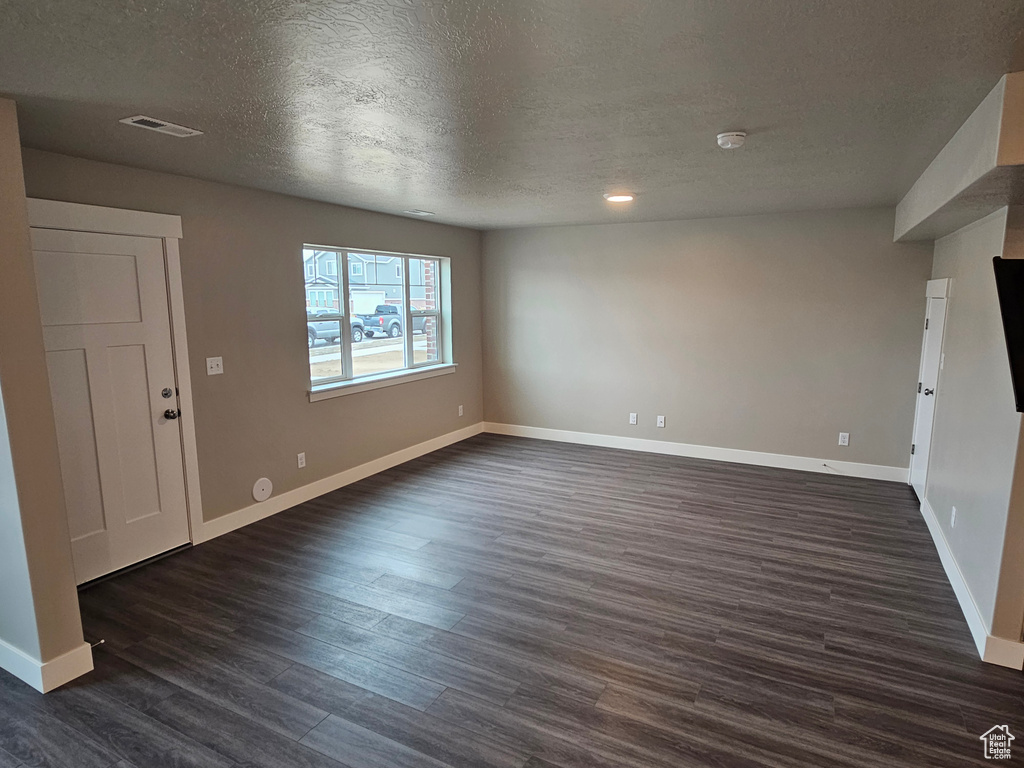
top-left (923, 388), bottom-right (935, 396)
top-left (164, 409), bottom-right (181, 420)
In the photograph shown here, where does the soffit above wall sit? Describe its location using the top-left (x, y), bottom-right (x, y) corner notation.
top-left (897, 73), bottom-right (1024, 242)
top-left (1, 0), bottom-right (1022, 229)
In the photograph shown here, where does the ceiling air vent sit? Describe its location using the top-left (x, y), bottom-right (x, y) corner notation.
top-left (118, 115), bottom-right (203, 138)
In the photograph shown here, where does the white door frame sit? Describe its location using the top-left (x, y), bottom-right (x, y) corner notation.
top-left (908, 277), bottom-right (949, 496)
top-left (27, 198), bottom-right (204, 543)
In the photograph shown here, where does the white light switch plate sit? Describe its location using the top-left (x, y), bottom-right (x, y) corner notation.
top-left (206, 356), bottom-right (223, 375)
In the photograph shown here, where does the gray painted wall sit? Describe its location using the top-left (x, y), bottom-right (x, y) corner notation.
top-left (0, 376), bottom-right (41, 659)
top-left (482, 208), bottom-right (933, 469)
top-left (0, 100), bottom-right (85, 672)
top-left (926, 207), bottom-right (1024, 636)
top-left (21, 149), bottom-right (484, 523)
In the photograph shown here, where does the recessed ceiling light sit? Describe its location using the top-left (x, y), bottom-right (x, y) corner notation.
top-left (403, 209), bottom-right (436, 217)
top-left (717, 131), bottom-right (747, 149)
top-left (603, 193), bottom-right (635, 203)
top-left (119, 115), bottom-right (203, 138)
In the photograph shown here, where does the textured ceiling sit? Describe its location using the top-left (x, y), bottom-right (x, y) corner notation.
top-left (1, 1), bottom-right (1023, 229)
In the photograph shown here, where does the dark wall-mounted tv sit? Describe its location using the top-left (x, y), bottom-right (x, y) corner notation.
top-left (993, 256), bottom-right (1024, 413)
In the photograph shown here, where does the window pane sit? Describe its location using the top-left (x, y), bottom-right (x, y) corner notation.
top-left (305, 248), bottom-right (343, 383)
top-left (349, 252), bottom-right (405, 378)
top-left (307, 317), bottom-right (342, 381)
top-left (413, 315), bottom-right (440, 365)
top-left (410, 258), bottom-right (439, 312)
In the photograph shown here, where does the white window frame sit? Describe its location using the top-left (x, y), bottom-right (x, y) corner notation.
top-left (304, 245), bottom-right (454, 400)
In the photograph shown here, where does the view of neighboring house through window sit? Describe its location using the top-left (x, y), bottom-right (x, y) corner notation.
top-left (410, 257), bottom-right (441, 365)
top-left (303, 246), bottom-right (447, 388)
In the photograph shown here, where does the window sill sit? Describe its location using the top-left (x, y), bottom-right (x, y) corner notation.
top-left (309, 363), bottom-right (458, 402)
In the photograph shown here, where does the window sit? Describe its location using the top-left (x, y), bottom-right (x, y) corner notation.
top-left (305, 263), bottom-right (314, 278)
top-left (303, 246), bottom-right (450, 392)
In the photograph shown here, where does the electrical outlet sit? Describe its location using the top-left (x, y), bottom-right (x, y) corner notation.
top-left (657, 415), bottom-right (666, 428)
top-left (297, 452), bottom-right (306, 469)
top-left (838, 432), bottom-right (850, 446)
top-left (458, 405), bottom-right (464, 417)
top-left (206, 356), bottom-right (224, 376)
top-left (629, 412), bottom-right (638, 426)
top-left (951, 506), bottom-right (957, 528)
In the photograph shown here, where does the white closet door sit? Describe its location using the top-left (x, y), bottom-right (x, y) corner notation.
top-left (32, 228), bottom-right (190, 584)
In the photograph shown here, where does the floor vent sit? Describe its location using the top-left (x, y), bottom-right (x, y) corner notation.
top-left (119, 115), bottom-right (203, 138)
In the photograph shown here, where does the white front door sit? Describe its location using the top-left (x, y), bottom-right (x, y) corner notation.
top-left (909, 279), bottom-right (950, 498)
top-left (31, 228), bottom-right (191, 584)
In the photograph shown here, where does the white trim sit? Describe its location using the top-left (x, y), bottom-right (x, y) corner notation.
top-left (919, 496), bottom-right (1024, 669)
top-left (196, 422), bottom-right (484, 543)
top-left (402, 258), bottom-right (414, 369)
top-left (309, 363), bottom-right (457, 401)
top-left (919, 497), bottom-right (989, 656)
top-left (983, 635), bottom-right (1024, 669)
top-left (164, 238), bottom-right (205, 539)
top-left (483, 423), bottom-right (909, 483)
top-left (27, 198), bottom-right (182, 239)
top-left (0, 638), bottom-right (93, 693)
top-left (926, 278), bottom-right (950, 299)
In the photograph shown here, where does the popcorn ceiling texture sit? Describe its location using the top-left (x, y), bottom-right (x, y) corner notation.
top-left (1, 0), bottom-right (1022, 228)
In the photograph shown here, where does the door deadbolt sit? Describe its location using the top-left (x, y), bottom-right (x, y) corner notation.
top-left (161, 387), bottom-right (174, 399)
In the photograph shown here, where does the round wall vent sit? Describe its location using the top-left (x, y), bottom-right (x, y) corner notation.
top-left (252, 477), bottom-right (273, 502)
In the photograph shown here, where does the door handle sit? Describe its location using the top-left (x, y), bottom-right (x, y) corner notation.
top-left (164, 409), bottom-right (181, 420)
top-left (923, 388), bottom-right (935, 396)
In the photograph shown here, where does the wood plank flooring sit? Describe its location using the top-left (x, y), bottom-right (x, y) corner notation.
top-left (2, 433), bottom-right (1022, 767)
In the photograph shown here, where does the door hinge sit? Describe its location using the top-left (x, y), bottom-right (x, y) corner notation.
top-left (925, 318), bottom-right (930, 330)
top-left (918, 382), bottom-right (922, 393)
top-left (911, 444), bottom-right (916, 455)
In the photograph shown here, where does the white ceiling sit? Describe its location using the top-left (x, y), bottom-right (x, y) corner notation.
top-left (1, 1), bottom-right (1022, 229)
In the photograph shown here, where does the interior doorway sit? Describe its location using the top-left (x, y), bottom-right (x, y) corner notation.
top-left (27, 200), bottom-right (203, 583)
top-left (909, 278), bottom-right (950, 499)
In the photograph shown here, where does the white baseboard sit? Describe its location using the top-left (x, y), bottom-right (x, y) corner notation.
top-left (0, 638), bottom-right (93, 693)
top-left (919, 497), bottom-right (1024, 669)
top-left (483, 423), bottom-right (908, 483)
top-left (197, 422), bottom-right (485, 543)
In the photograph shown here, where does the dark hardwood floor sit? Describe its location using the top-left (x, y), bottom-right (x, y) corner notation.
top-left (1, 433), bottom-right (1022, 767)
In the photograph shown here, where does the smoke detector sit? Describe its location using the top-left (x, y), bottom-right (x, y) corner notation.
top-left (717, 132), bottom-right (747, 149)
top-left (119, 115), bottom-right (203, 138)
